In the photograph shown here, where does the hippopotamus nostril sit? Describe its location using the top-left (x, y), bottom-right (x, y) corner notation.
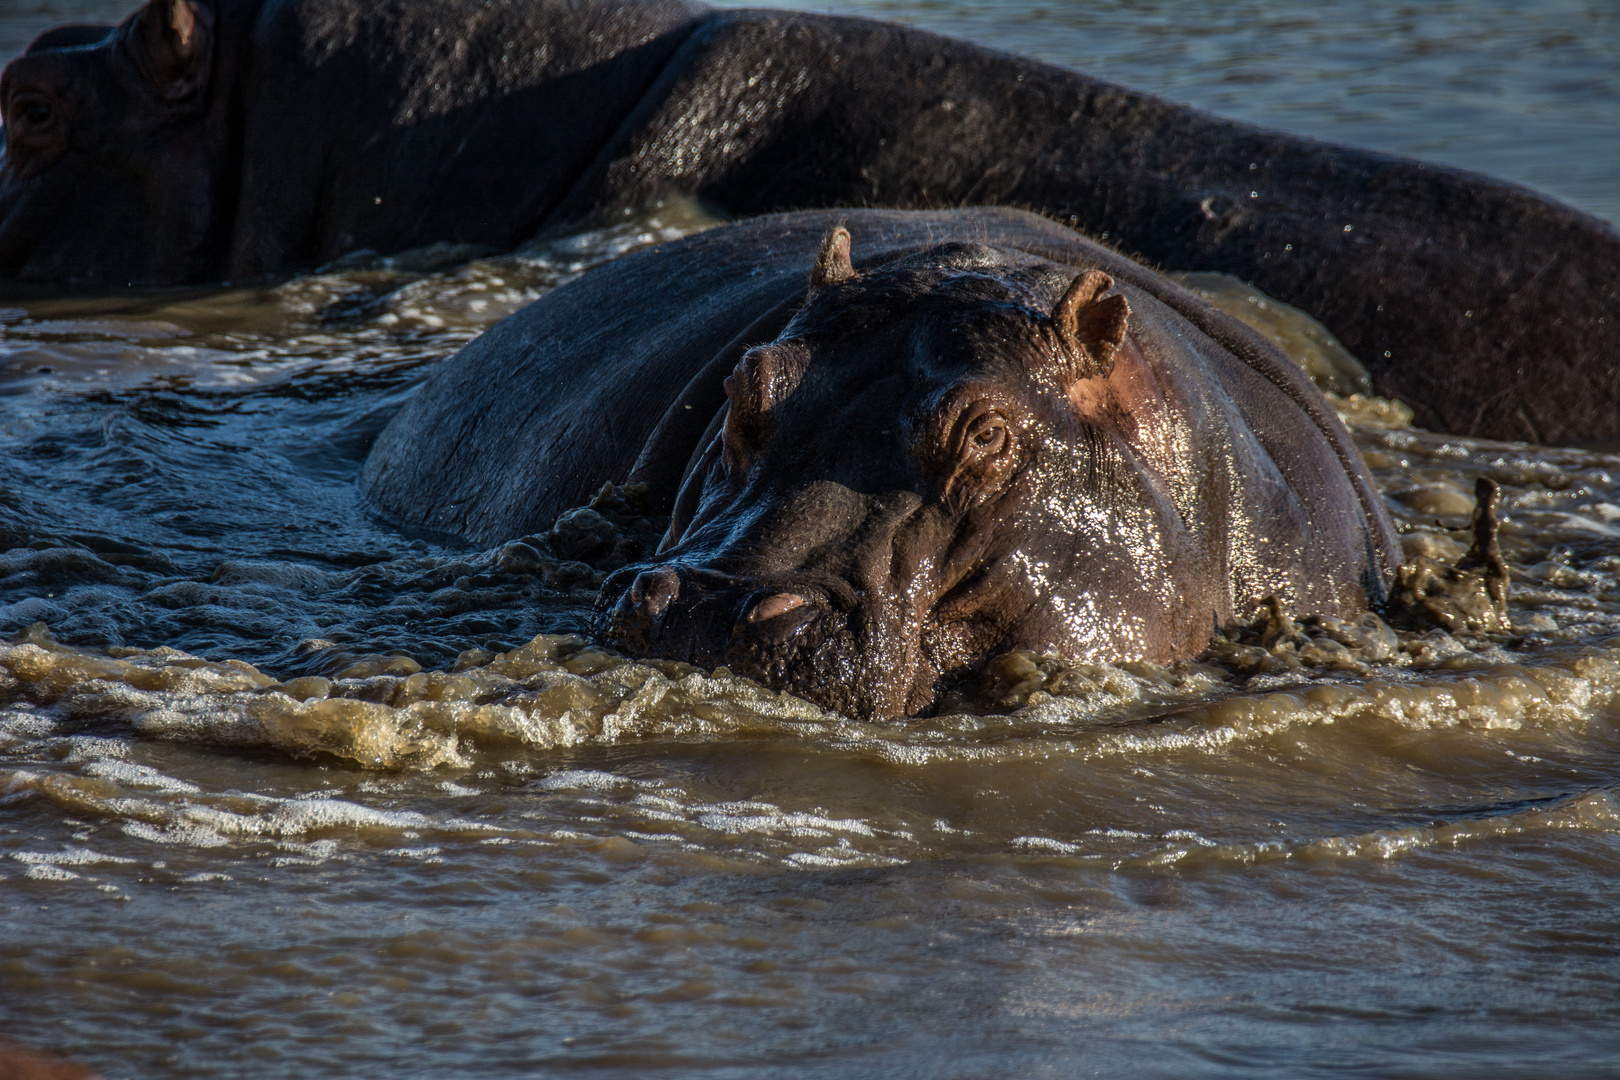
top-left (739, 591), bottom-right (819, 645)
top-left (747, 592), bottom-right (805, 623)
top-left (630, 568), bottom-right (680, 618)
top-left (607, 567), bottom-right (683, 650)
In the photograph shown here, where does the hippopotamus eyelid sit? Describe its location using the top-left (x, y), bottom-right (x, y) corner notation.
top-left (20, 100), bottom-right (53, 125)
top-left (1, 84), bottom-right (71, 178)
top-left (944, 402), bottom-right (1016, 466)
top-left (6, 89), bottom-right (61, 130)
top-left (968, 415), bottom-right (1007, 450)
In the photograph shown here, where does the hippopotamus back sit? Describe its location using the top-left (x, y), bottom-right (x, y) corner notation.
top-left (361, 207), bottom-right (1398, 717)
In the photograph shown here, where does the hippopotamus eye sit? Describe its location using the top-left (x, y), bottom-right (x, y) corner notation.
top-left (2, 91), bottom-right (69, 176)
top-left (7, 93), bottom-right (59, 138)
top-left (970, 417), bottom-right (1006, 451)
top-left (961, 410), bottom-right (1009, 459)
top-left (933, 401), bottom-right (1019, 504)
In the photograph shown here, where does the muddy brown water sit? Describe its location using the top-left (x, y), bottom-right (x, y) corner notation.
top-left (3, 2), bottom-right (1620, 1077)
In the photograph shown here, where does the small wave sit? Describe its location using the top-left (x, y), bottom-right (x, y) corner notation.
top-left (6, 620), bottom-right (1620, 775)
top-left (0, 765), bottom-right (498, 858)
top-left (1115, 788), bottom-right (1620, 871)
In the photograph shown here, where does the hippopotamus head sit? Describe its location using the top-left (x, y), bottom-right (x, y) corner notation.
top-left (602, 229), bottom-right (1169, 719)
top-left (0, 0), bottom-right (225, 283)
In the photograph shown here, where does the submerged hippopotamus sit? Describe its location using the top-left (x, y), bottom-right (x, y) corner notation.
top-left (361, 208), bottom-right (1398, 718)
top-left (3, 0), bottom-right (1618, 444)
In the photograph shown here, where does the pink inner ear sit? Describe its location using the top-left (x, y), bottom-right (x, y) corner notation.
top-left (1065, 337), bottom-right (1163, 442)
top-left (171, 0), bottom-right (196, 48)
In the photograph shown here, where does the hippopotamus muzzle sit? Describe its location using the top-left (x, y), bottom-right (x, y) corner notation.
top-left (602, 562), bottom-right (865, 705)
top-left (606, 564), bottom-right (834, 652)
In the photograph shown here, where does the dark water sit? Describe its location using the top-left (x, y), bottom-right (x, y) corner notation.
top-left (3, 2), bottom-right (1620, 1077)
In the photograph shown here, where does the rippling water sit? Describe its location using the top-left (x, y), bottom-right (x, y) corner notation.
top-left (3, 2), bottom-right (1620, 1077)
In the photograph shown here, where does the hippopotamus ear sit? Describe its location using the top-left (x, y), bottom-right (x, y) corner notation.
top-left (1053, 269), bottom-right (1131, 380)
top-left (126, 0), bottom-right (213, 103)
top-left (721, 345), bottom-right (806, 467)
top-left (809, 227), bottom-right (856, 288)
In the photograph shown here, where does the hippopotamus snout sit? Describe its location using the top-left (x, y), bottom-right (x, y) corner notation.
top-left (600, 563), bottom-right (842, 672)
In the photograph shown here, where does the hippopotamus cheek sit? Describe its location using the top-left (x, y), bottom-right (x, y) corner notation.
top-left (0, 207), bottom-right (29, 277)
top-left (0, 174), bottom-right (56, 278)
top-left (781, 613), bottom-right (936, 719)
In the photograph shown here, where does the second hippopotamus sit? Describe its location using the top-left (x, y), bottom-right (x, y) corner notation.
top-left (5, 0), bottom-right (1619, 443)
top-left (361, 208), bottom-right (1398, 718)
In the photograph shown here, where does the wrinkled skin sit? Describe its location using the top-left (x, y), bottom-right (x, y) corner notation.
top-left (3, 0), bottom-right (1618, 442)
top-left (361, 209), bottom-right (1398, 719)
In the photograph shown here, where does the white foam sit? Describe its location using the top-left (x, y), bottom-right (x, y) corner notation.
top-left (0, 710), bottom-right (55, 739)
top-left (121, 820), bottom-right (230, 849)
top-left (82, 759), bottom-right (202, 793)
top-left (785, 848), bottom-right (906, 869)
top-left (382, 847), bottom-right (444, 862)
top-left (11, 847), bottom-right (135, 867)
top-left (694, 803), bottom-right (877, 839)
top-left (536, 769), bottom-right (636, 791)
top-left (58, 736), bottom-right (132, 763)
top-left (1011, 836), bottom-right (1084, 854)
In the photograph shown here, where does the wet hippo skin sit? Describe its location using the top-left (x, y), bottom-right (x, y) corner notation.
top-left (1, 0), bottom-right (1617, 444)
top-left (360, 208), bottom-right (1400, 718)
